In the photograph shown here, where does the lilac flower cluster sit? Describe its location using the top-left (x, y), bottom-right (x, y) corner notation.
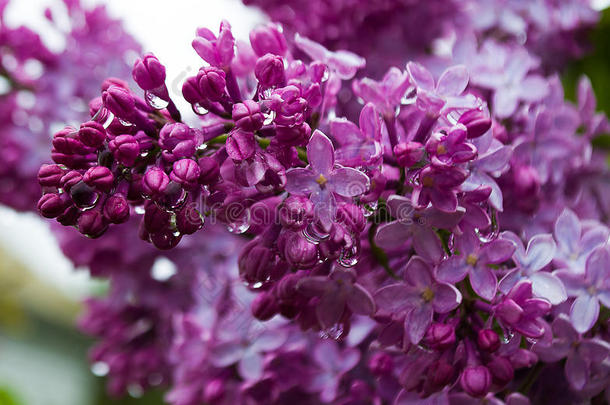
top-left (0, 0), bottom-right (140, 211)
top-left (33, 1), bottom-right (610, 404)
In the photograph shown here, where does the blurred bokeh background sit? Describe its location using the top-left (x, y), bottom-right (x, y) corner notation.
top-left (0, 0), bottom-right (609, 404)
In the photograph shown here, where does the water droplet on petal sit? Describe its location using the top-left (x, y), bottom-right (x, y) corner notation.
top-left (192, 103), bottom-right (208, 115)
top-left (302, 222), bottom-right (330, 243)
top-left (117, 117), bottom-right (133, 127)
top-left (263, 110), bottom-right (276, 125)
top-left (145, 90), bottom-right (169, 109)
top-left (321, 66), bottom-right (330, 82)
top-left (338, 241), bottom-right (360, 267)
top-left (319, 323), bottom-right (345, 340)
top-left (91, 361), bottom-right (109, 376)
top-left (227, 207), bottom-right (251, 234)
top-left (134, 205), bottom-right (145, 215)
top-left (92, 107), bottom-right (115, 129)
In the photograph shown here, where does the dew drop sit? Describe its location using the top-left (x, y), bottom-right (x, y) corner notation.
top-left (117, 117), bottom-right (133, 127)
top-left (319, 323), bottom-right (345, 340)
top-left (302, 222), bottom-right (330, 243)
top-left (91, 361), bottom-right (109, 377)
top-left (321, 66), bottom-right (330, 82)
top-left (92, 107), bottom-right (115, 129)
top-left (192, 103), bottom-right (209, 115)
top-left (134, 205), bottom-right (145, 215)
top-left (145, 90), bottom-right (169, 109)
top-left (263, 110), bottom-right (276, 125)
top-left (338, 243), bottom-right (360, 267)
top-left (227, 208), bottom-right (251, 234)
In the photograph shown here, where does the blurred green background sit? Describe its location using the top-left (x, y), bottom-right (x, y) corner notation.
top-left (0, 6), bottom-right (609, 405)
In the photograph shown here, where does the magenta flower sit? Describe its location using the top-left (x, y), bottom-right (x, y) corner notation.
top-left (330, 103), bottom-right (383, 167)
top-left (297, 268), bottom-right (375, 329)
top-left (375, 257), bottom-right (461, 344)
top-left (374, 195), bottom-right (464, 263)
top-left (285, 131), bottom-right (370, 226)
top-left (438, 232), bottom-right (515, 300)
top-left (495, 281), bottom-right (551, 338)
top-left (192, 20), bottom-right (235, 68)
top-left (352, 67), bottom-right (410, 115)
top-left (294, 34), bottom-right (365, 80)
top-left (535, 315), bottom-right (610, 391)
top-left (499, 232), bottom-right (567, 305)
top-left (555, 246), bottom-right (610, 333)
top-left (310, 340), bottom-right (360, 402)
top-left (412, 165), bottom-right (469, 213)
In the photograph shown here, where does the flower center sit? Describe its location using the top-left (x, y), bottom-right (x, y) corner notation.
top-left (587, 286), bottom-right (597, 295)
top-left (421, 287), bottom-right (435, 302)
top-left (466, 254), bottom-right (478, 266)
top-left (315, 174), bottom-right (328, 186)
top-left (422, 176), bottom-right (434, 188)
top-left (436, 144), bottom-right (447, 155)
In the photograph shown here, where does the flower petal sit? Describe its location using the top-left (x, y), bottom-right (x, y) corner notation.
top-left (307, 130), bottom-right (335, 175)
top-left (404, 305), bottom-right (433, 344)
top-left (238, 352), bottom-right (263, 380)
top-left (470, 265), bottom-right (498, 301)
top-left (374, 222), bottom-right (412, 250)
top-left (585, 246), bottom-right (610, 287)
top-left (346, 284), bottom-right (376, 315)
top-left (285, 168), bottom-right (316, 194)
top-left (570, 294), bottom-right (600, 334)
top-left (565, 353), bottom-right (588, 391)
top-left (329, 167), bottom-right (369, 197)
top-left (436, 65), bottom-right (469, 97)
top-left (386, 195), bottom-right (414, 220)
top-left (404, 257), bottom-right (433, 288)
top-left (530, 272), bottom-right (567, 305)
top-left (525, 234), bottom-right (556, 271)
top-left (437, 255), bottom-right (469, 283)
top-left (407, 62), bottom-right (434, 91)
top-left (554, 209), bottom-right (581, 255)
top-left (412, 227), bottom-right (445, 264)
top-left (316, 290), bottom-right (346, 329)
top-left (374, 284), bottom-right (418, 313)
top-left (432, 283), bottom-right (462, 313)
top-left (480, 239), bottom-right (515, 264)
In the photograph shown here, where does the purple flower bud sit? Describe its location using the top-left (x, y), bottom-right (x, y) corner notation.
top-left (57, 205), bottom-right (79, 227)
top-left (477, 329), bottom-right (501, 352)
top-left (142, 167), bottom-right (170, 197)
top-left (423, 323), bottom-right (456, 350)
top-left (83, 166), bottom-right (114, 192)
top-left (186, 67), bottom-right (227, 103)
top-left (108, 134), bottom-right (139, 166)
top-left (52, 127), bottom-right (90, 155)
top-left (249, 24), bottom-right (287, 57)
top-left (132, 53), bottom-right (166, 91)
top-left (60, 170), bottom-right (83, 192)
top-left (102, 85), bottom-right (136, 120)
top-left (38, 164), bottom-right (65, 187)
top-left (486, 356), bottom-right (514, 386)
top-left (78, 210), bottom-right (107, 238)
top-left (197, 156), bottom-right (220, 185)
top-left (279, 195), bottom-right (314, 231)
top-left (69, 181), bottom-right (99, 208)
top-left (103, 193), bottom-right (130, 224)
top-left (78, 121), bottom-right (107, 149)
top-left (336, 203), bottom-right (366, 234)
top-left (238, 240), bottom-right (283, 284)
top-left (509, 349), bottom-right (538, 369)
top-left (460, 366), bottom-right (492, 398)
top-left (279, 231), bottom-right (318, 268)
top-left (175, 204), bottom-right (203, 235)
top-left (182, 76), bottom-right (204, 105)
top-left (319, 224), bottom-right (352, 260)
top-left (458, 109), bottom-right (492, 139)
top-left (37, 193), bottom-right (70, 218)
top-left (101, 77), bottom-right (129, 92)
top-left (251, 291), bottom-right (279, 321)
top-left (275, 123), bottom-right (311, 147)
top-left (226, 130), bottom-right (256, 161)
top-left (144, 202), bottom-right (172, 233)
top-left (232, 100), bottom-right (264, 132)
top-left (368, 353), bottom-right (393, 376)
top-left (394, 141), bottom-right (424, 167)
top-left (159, 123), bottom-right (195, 154)
top-left (170, 159), bottom-right (200, 190)
top-left (150, 229), bottom-right (182, 250)
top-left (255, 53), bottom-right (285, 87)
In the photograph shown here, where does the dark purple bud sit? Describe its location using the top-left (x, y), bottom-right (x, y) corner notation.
top-left (60, 170), bottom-right (83, 192)
top-left (251, 291), bottom-right (279, 321)
top-left (279, 195), bottom-right (314, 231)
top-left (486, 356), bottom-right (514, 386)
top-left (108, 134), bottom-right (139, 166)
top-left (103, 193), bottom-right (130, 224)
top-left (83, 166), bottom-right (114, 192)
top-left (336, 203), bottom-right (366, 234)
top-left (102, 85), bottom-right (136, 120)
top-left (144, 202), bottom-right (172, 233)
top-left (57, 205), bottom-right (79, 226)
top-left (197, 156), bottom-right (220, 185)
top-left (255, 53), bottom-right (285, 87)
top-left (460, 366), bottom-right (492, 398)
top-left (78, 210), bottom-right (107, 238)
top-left (182, 76), bottom-right (204, 105)
top-left (37, 193), bottom-right (70, 218)
top-left (159, 123), bottom-right (193, 150)
top-left (477, 329), bottom-right (500, 352)
top-left (195, 67), bottom-right (227, 102)
top-left (78, 121), bottom-right (106, 148)
top-left (226, 130), bottom-right (256, 161)
top-left (132, 53), bottom-right (166, 91)
top-left (319, 224), bottom-right (351, 260)
top-left (134, 130), bottom-right (154, 151)
top-left (170, 159), bottom-right (200, 190)
top-left (394, 141), bottom-right (424, 167)
top-left (458, 109), bottom-right (492, 139)
top-left (275, 123), bottom-right (311, 147)
top-left (368, 353), bottom-right (393, 376)
top-left (142, 167), bottom-right (170, 197)
top-left (52, 127), bottom-right (90, 155)
top-left (249, 24), bottom-right (287, 57)
top-left (232, 100), bottom-right (264, 132)
top-left (69, 181), bottom-right (99, 208)
top-left (38, 164), bottom-right (65, 187)
top-left (423, 323), bottom-right (456, 350)
top-left (175, 204), bottom-right (203, 234)
top-left (427, 361), bottom-right (455, 389)
top-left (238, 240), bottom-right (278, 284)
top-left (149, 229), bottom-right (182, 250)
top-left (279, 231), bottom-right (318, 268)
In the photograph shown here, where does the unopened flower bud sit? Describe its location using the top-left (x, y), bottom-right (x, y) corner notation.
top-left (78, 210), bottom-right (107, 238)
top-left (423, 323), bottom-right (456, 350)
top-left (394, 141), bottom-right (424, 167)
top-left (279, 231), bottom-right (318, 268)
top-left (38, 164), bottom-right (65, 187)
top-left (255, 53), bottom-right (285, 87)
top-left (108, 134), bottom-right (139, 166)
top-left (460, 366), bottom-right (492, 398)
top-left (458, 109), bottom-right (491, 138)
top-left (279, 195), bottom-right (314, 231)
top-left (60, 170), bottom-right (83, 192)
top-left (196, 67), bottom-right (227, 102)
top-left (477, 329), bottom-right (501, 352)
top-left (170, 159), bottom-right (200, 190)
top-left (38, 193), bottom-right (70, 218)
top-left (150, 229), bottom-right (182, 250)
top-left (197, 156), bottom-right (220, 185)
top-left (175, 204), bottom-right (203, 234)
top-left (142, 167), bottom-right (170, 197)
top-left (337, 203), bottom-right (366, 234)
top-left (487, 356), bottom-right (514, 386)
top-left (368, 353), bottom-right (393, 376)
top-left (251, 291), bottom-right (279, 321)
top-left (103, 193), bottom-right (130, 224)
top-left (226, 130), bottom-right (256, 161)
top-left (132, 53), bottom-right (166, 91)
top-left (249, 24), bottom-right (287, 57)
top-left (232, 100), bottom-right (264, 132)
top-left (83, 166), bottom-right (114, 192)
top-left (102, 85), bottom-right (136, 120)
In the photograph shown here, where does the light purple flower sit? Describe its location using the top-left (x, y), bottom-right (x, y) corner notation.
top-left (375, 257), bottom-right (461, 344)
top-left (374, 195), bottom-right (464, 263)
top-left (285, 130), bottom-right (369, 226)
top-left (499, 232), bottom-right (566, 305)
top-left (310, 340), bottom-right (360, 402)
top-left (555, 246), bottom-right (610, 333)
top-left (297, 268), bottom-right (375, 329)
top-left (294, 33), bottom-right (365, 80)
top-left (495, 280), bottom-right (551, 338)
top-left (553, 208), bottom-right (609, 274)
top-left (352, 67), bottom-right (410, 115)
top-left (437, 232), bottom-right (515, 300)
top-left (535, 315), bottom-right (610, 390)
top-left (330, 103), bottom-right (383, 167)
